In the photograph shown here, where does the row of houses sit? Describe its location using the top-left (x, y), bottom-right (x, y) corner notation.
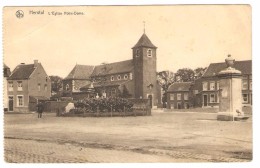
top-left (3, 31), bottom-right (252, 112)
top-left (167, 60), bottom-right (252, 109)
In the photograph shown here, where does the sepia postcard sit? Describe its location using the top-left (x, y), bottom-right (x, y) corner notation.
top-left (3, 5), bottom-right (252, 164)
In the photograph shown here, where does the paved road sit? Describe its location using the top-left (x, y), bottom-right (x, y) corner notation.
top-left (4, 138), bottom-right (196, 163)
top-left (4, 137), bottom-right (248, 163)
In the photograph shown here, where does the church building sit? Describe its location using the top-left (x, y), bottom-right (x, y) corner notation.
top-left (63, 32), bottom-right (161, 108)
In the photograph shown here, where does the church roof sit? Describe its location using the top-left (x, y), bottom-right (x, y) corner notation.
top-left (81, 80), bottom-right (131, 89)
top-left (203, 60), bottom-right (252, 77)
top-left (8, 64), bottom-right (36, 80)
top-left (168, 82), bottom-right (192, 92)
top-left (132, 33), bottom-right (157, 49)
top-left (64, 64), bottom-right (95, 80)
top-left (91, 60), bottom-right (133, 77)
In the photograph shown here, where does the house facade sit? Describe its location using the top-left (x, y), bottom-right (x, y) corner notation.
top-left (167, 82), bottom-right (192, 109)
top-left (4, 64), bottom-right (11, 111)
top-left (198, 60), bottom-right (252, 108)
top-left (166, 60), bottom-right (252, 109)
top-left (7, 60), bottom-right (51, 112)
top-left (63, 33), bottom-right (161, 108)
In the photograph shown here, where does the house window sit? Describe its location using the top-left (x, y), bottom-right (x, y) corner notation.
top-left (184, 93), bottom-right (189, 100)
top-left (210, 94), bottom-right (215, 103)
top-left (8, 82), bottom-right (13, 91)
top-left (111, 76), bottom-right (114, 81)
top-left (44, 84), bottom-right (47, 91)
top-left (216, 81), bottom-right (220, 90)
top-left (242, 80), bottom-right (248, 90)
top-left (46, 77), bottom-right (48, 82)
top-left (124, 74), bottom-right (128, 80)
top-left (242, 94), bottom-right (248, 103)
top-left (65, 84), bottom-right (70, 91)
top-left (177, 93), bottom-right (182, 100)
top-left (203, 82), bottom-right (208, 91)
top-left (117, 75), bottom-right (121, 80)
top-left (170, 94), bottom-right (174, 100)
top-left (147, 49), bottom-right (152, 57)
top-left (249, 81), bottom-right (252, 90)
top-left (136, 49), bottom-right (140, 57)
top-left (38, 84), bottom-right (41, 91)
top-left (210, 82), bottom-right (215, 90)
top-left (17, 81), bottom-right (23, 91)
top-left (17, 95), bottom-right (24, 107)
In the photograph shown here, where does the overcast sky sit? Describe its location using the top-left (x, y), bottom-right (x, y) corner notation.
top-left (4, 5), bottom-right (251, 78)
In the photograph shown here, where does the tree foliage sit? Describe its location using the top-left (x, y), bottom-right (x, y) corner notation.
top-left (49, 75), bottom-right (63, 93)
top-left (157, 70), bottom-right (175, 92)
top-left (175, 68), bottom-right (195, 82)
top-left (120, 85), bottom-right (132, 98)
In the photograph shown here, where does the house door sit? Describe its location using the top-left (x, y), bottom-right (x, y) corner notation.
top-left (177, 102), bottom-right (182, 109)
top-left (203, 95), bottom-right (208, 106)
top-left (148, 95), bottom-right (153, 108)
top-left (8, 96), bottom-right (13, 111)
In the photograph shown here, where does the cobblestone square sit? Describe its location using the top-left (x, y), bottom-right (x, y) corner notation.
top-left (4, 109), bottom-right (252, 163)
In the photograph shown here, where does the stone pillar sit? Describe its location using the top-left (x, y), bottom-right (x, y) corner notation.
top-left (217, 55), bottom-right (243, 121)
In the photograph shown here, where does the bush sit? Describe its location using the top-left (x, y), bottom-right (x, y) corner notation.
top-left (74, 97), bottom-right (134, 113)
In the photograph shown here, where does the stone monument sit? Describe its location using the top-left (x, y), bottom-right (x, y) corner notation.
top-left (217, 55), bottom-right (246, 121)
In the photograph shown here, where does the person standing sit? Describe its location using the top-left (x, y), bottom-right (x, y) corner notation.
top-left (36, 102), bottom-right (44, 118)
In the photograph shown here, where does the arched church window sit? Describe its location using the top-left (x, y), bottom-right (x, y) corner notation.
top-left (136, 49), bottom-right (140, 57)
top-left (147, 49), bottom-right (152, 57)
top-left (66, 84), bottom-right (70, 91)
top-left (124, 74), bottom-right (128, 80)
top-left (117, 75), bottom-right (121, 80)
top-left (111, 76), bottom-right (114, 81)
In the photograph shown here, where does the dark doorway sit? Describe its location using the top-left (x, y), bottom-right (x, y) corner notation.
top-left (203, 95), bottom-right (208, 106)
top-left (8, 96), bottom-right (13, 111)
top-left (148, 95), bottom-right (153, 108)
top-left (177, 102), bottom-right (182, 109)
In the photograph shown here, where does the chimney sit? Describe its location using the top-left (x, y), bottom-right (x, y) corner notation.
top-left (34, 60), bottom-right (38, 68)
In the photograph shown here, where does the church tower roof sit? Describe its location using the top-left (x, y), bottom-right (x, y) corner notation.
top-left (132, 33), bottom-right (157, 49)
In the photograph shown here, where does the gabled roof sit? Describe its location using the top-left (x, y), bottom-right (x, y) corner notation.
top-left (168, 82), bottom-right (192, 92)
top-left (8, 64), bottom-right (35, 80)
top-left (91, 60), bottom-right (133, 77)
top-left (4, 63), bottom-right (11, 77)
top-left (132, 33), bottom-right (157, 49)
top-left (64, 64), bottom-right (95, 80)
top-left (203, 60), bottom-right (252, 77)
top-left (4, 63), bottom-right (10, 69)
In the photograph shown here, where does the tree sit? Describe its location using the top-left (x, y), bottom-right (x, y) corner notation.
top-left (49, 76), bottom-right (63, 94)
top-left (157, 70), bottom-right (175, 107)
top-left (194, 67), bottom-right (207, 79)
top-left (119, 85), bottom-right (132, 98)
top-left (175, 68), bottom-right (195, 82)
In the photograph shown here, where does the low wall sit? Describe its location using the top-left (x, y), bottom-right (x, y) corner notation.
top-left (44, 101), bottom-right (70, 112)
top-left (128, 98), bottom-right (151, 115)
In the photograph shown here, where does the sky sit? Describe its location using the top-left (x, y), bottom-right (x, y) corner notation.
top-left (3, 5), bottom-right (251, 78)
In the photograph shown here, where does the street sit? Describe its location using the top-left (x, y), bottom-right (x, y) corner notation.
top-left (4, 109), bottom-right (252, 163)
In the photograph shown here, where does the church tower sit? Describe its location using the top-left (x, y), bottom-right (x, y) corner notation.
top-left (132, 32), bottom-right (158, 107)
